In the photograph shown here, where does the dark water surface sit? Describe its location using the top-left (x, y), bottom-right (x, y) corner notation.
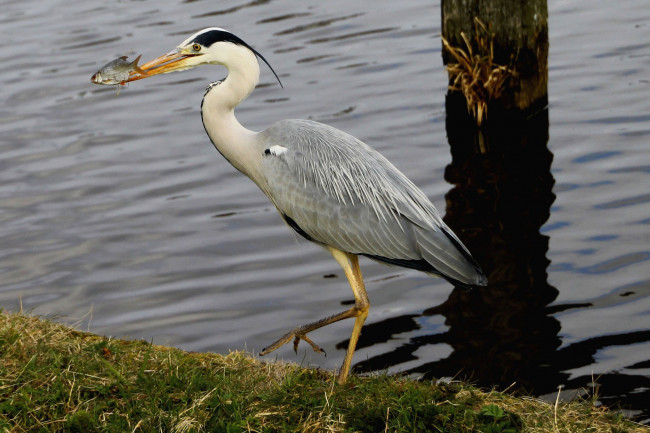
top-left (1, 0), bottom-right (649, 422)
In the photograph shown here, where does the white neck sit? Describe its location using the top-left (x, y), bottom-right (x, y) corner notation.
top-left (201, 47), bottom-right (261, 178)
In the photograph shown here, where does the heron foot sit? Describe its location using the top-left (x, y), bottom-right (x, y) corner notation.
top-left (260, 328), bottom-right (326, 357)
top-left (258, 303), bottom-right (365, 364)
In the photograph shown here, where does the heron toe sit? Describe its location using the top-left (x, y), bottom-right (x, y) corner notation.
top-left (259, 328), bottom-right (326, 356)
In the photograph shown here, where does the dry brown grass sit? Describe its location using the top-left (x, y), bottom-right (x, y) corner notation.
top-left (442, 18), bottom-right (516, 125)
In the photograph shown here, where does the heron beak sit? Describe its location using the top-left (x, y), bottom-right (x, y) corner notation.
top-left (123, 50), bottom-right (199, 83)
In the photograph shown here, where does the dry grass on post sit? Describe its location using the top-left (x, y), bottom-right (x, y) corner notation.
top-left (442, 18), bottom-right (516, 126)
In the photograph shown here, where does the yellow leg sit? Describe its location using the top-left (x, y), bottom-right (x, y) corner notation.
top-left (328, 247), bottom-right (369, 384)
top-left (259, 247), bottom-right (370, 385)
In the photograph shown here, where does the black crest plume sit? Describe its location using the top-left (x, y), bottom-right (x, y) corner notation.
top-left (192, 29), bottom-right (283, 88)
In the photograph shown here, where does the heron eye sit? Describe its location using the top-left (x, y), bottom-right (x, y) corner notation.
top-left (192, 44), bottom-right (201, 52)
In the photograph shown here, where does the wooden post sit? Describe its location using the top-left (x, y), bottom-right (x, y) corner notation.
top-left (442, 0), bottom-right (548, 121)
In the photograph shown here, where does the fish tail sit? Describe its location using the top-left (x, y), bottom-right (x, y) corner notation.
top-left (132, 54), bottom-right (149, 75)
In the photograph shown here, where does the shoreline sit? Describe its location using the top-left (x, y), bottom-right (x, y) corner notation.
top-left (1, 310), bottom-right (647, 432)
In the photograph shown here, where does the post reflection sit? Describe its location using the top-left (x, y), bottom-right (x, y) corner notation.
top-left (418, 93), bottom-right (560, 393)
top-left (343, 92), bottom-right (563, 396)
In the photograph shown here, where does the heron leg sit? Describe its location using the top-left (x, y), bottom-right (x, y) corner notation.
top-left (259, 247), bottom-right (370, 384)
top-left (329, 247), bottom-right (369, 384)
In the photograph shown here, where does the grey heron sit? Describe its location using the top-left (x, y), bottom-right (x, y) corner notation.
top-left (122, 27), bottom-right (487, 384)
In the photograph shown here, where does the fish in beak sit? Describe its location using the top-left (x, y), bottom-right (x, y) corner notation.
top-left (123, 49), bottom-right (201, 83)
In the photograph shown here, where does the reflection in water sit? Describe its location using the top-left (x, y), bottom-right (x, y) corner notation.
top-left (344, 93), bottom-right (562, 394)
top-left (426, 94), bottom-right (560, 393)
top-left (343, 93), bottom-right (650, 420)
top-left (556, 330), bottom-right (650, 416)
top-left (440, 95), bottom-right (650, 419)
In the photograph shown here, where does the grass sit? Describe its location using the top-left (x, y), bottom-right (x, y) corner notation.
top-left (442, 18), bottom-right (516, 126)
top-left (1, 310), bottom-right (647, 433)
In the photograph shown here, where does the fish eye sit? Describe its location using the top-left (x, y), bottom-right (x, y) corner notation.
top-left (192, 43), bottom-right (201, 52)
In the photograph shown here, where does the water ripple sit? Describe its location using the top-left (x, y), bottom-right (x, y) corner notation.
top-left (595, 193), bottom-right (650, 209)
top-left (191, 0), bottom-right (270, 18)
top-left (274, 14), bottom-right (363, 36)
top-left (308, 27), bottom-right (399, 44)
top-left (582, 252), bottom-right (650, 275)
top-left (256, 13), bottom-right (311, 24)
top-left (572, 151), bottom-right (622, 163)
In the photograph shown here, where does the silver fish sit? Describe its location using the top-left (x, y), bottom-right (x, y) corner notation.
top-left (91, 54), bottom-right (148, 94)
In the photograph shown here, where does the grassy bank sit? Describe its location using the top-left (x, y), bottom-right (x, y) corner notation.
top-left (0, 310), bottom-right (646, 432)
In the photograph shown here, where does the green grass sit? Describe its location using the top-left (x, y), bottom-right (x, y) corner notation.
top-left (0, 310), bottom-right (647, 432)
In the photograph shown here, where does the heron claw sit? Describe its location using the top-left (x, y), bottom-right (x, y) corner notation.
top-left (259, 329), bottom-right (326, 357)
top-left (293, 334), bottom-right (326, 356)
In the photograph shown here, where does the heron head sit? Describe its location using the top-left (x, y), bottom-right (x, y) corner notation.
top-left (124, 27), bottom-right (282, 87)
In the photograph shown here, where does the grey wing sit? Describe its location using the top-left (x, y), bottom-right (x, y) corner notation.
top-left (257, 119), bottom-right (486, 287)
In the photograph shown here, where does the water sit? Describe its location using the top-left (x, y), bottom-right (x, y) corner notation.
top-left (1, 0), bottom-right (649, 422)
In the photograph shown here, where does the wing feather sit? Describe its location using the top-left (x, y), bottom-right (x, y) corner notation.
top-left (257, 119), bottom-right (486, 287)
